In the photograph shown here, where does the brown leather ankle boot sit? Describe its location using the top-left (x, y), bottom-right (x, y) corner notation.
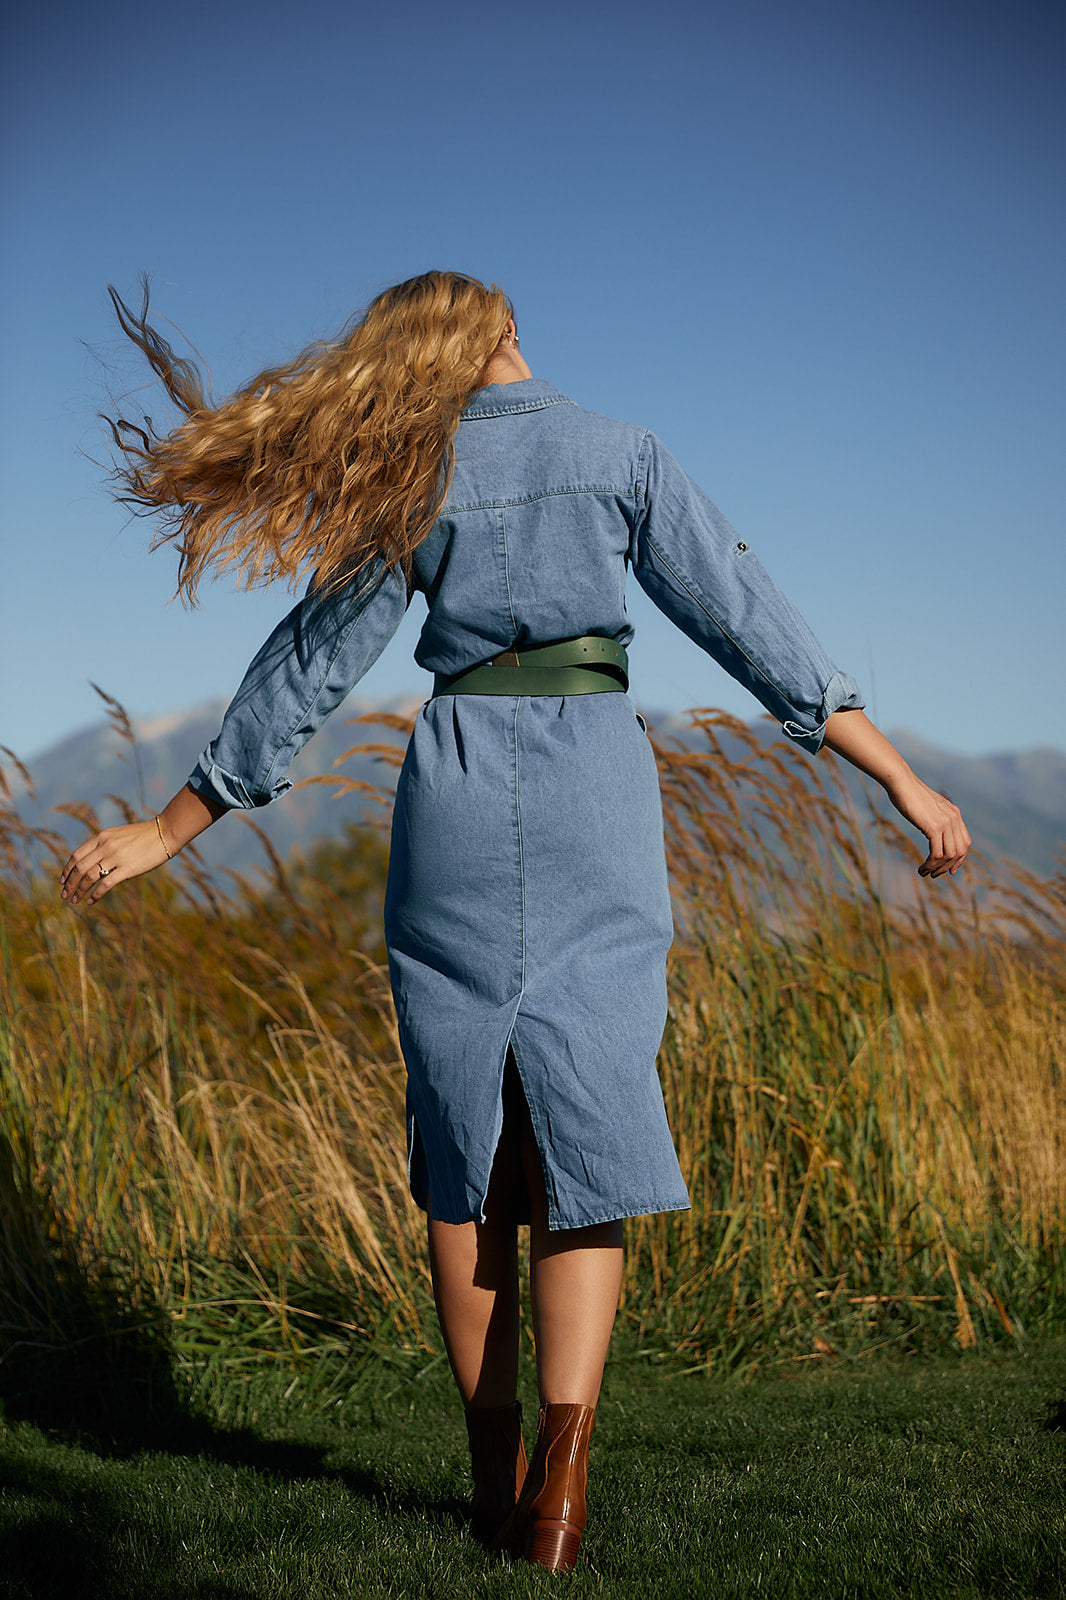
top-left (464, 1400), bottom-right (528, 1545)
top-left (495, 1401), bottom-right (595, 1573)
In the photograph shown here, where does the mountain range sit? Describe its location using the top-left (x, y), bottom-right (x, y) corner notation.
top-left (6, 698), bottom-right (1064, 883)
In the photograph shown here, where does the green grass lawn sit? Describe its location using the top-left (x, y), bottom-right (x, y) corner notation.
top-left (1, 1342), bottom-right (1064, 1599)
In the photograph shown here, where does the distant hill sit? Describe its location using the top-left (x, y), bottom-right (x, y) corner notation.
top-left (5, 699), bottom-right (1064, 882)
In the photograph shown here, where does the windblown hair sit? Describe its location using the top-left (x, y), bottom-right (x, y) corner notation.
top-left (105, 271), bottom-right (514, 601)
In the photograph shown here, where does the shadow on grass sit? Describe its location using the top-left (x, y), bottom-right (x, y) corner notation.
top-left (1, 1437), bottom-right (296, 1599)
top-left (2, 1319), bottom-right (464, 1598)
top-left (0, 1130), bottom-right (465, 1596)
top-left (1042, 1398), bottom-right (1066, 1432)
top-left (0, 1310), bottom-right (463, 1514)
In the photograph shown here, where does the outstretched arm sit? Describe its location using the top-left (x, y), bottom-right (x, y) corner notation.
top-left (59, 559), bottom-right (410, 911)
top-left (821, 708), bottom-right (971, 879)
top-left (60, 783), bottom-right (227, 908)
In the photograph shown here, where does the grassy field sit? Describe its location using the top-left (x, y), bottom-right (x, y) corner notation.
top-left (1, 1342), bottom-right (1064, 1598)
top-left (1, 704), bottom-right (1064, 1594)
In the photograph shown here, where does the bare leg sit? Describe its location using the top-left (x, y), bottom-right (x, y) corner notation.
top-left (428, 1054), bottom-right (623, 1410)
top-left (489, 1069), bottom-right (621, 1574)
top-left (517, 1094), bottom-right (623, 1407)
top-left (427, 1065), bottom-right (525, 1406)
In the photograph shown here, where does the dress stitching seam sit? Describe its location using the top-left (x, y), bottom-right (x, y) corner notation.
top-left (510, 701), bottom-right (560, 1222)
top-left (500, 506), bottom-right (519, 640)
top-left (635, 429), bottom-right (651, 517)
top-left (448, 485), bottom-right (637, 513)
top-left (513, 695), bottom-right (526, 1004)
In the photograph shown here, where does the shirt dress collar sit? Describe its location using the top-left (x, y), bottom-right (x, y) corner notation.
top-left (461, 378), bottom-right (575, 420)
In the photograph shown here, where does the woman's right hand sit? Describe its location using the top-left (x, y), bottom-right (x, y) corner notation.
top-left (59, 783), bottom-right (227, 908)
top-left (60, 817), bottom-right (172, 908)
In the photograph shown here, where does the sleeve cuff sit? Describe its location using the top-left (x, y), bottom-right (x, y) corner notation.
top-left (781, 671), bottom-right (865, 755)
top-left (186, 751), bottom-right (292, 811)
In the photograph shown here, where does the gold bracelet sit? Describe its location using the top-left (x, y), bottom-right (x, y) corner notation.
top-left (155, 815), bottom-right (173, 860)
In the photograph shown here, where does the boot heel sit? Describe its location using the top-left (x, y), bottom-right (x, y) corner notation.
top-left (502, 1402), bottom-right (595, 1571)
top-left (527, 1517), bottom-right (584, 1573)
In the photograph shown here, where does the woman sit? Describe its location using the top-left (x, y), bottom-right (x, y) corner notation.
top-left (61, 271), bottom-right (970, 1573)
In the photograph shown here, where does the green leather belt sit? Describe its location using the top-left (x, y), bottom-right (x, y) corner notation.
top-left (433, 635), bottom-right (629, 697)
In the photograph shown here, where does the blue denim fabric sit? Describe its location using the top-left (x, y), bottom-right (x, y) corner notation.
top-left (189, 379), bottom-right (863, 1227)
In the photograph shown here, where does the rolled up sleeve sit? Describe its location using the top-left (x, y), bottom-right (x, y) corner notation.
top-left (187, 562), bottom-right (410, 809)
top-left (631, 432), bottom-right (863, 754)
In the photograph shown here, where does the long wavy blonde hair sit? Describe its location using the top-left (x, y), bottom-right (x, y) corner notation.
top-left (106, 271), bottom-right (514, 601)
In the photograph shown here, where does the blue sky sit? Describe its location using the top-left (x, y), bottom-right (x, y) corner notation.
top-left (2, 0), bottom-right (1063, 762)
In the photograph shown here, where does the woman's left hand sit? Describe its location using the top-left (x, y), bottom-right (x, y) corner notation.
top-left (882, 770), bottom-right (972, 878)
top-left (60, 818), bottom-right (170, 908)
top-left (821, 709), bottom-right (971, 879)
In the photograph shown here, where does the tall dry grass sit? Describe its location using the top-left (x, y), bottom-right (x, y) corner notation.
top-left (0, 706), bottom-right (1063, 1400)
top-left (629, 711), bottom-right (1065, 1368)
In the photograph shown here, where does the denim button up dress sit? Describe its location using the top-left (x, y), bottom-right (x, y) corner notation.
top-left (189, 379), bottom-right (863, 1229)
